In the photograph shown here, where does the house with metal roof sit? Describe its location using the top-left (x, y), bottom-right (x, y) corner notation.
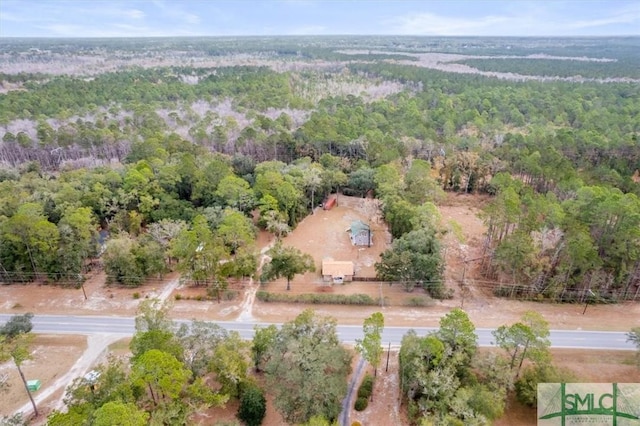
top-left (349, 220), bottom-right (372, 247)
top-left (321, 260), bottom-right (355, 284)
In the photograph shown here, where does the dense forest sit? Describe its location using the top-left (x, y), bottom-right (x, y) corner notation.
top-left (0, 36), bottom-right (639, 303)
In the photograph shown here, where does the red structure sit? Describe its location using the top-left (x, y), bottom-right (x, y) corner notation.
top-left (323, 197), bottom-right (336, 210)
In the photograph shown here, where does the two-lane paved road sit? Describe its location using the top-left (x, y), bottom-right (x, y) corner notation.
top-left (1, 314), bottom-right (633, 350)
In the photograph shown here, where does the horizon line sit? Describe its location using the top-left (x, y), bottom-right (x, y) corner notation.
top-left (2, 34), bottom-right (640, 40)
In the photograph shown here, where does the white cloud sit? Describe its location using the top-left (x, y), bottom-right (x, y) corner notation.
top-left (122, 9), bottom-right (145, 20)
top-left (151, 0), bottom-right (200, 25)
top-left (38, 22), bottom-right (198, 38)
top-left (388, 12), bottom-right (510, 36)
top-left (0, 11), bottom-right (25, 22)
top-left (566, 4), bottom-right (640, 29)
top-left (386, 2), bottom-right (640, 36)
top-left (38, 24), bottom-right (88, 37)
top-left (182, 12), bottom-right (200, 25)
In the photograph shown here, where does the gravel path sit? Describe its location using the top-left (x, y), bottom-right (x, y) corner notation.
top-left (340, 356), bottom-right (365, 426)
top-left (237, 241), bottom-right (276, 322)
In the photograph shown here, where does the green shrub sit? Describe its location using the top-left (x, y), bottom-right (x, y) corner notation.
top-left (407, 400), bottom-right (420, 422)
top-left (255, 291), bottom-right (379, 306)
top-left (174, 293), bottom-right (183, 300)
top-left (424, 282), bottom-right (454, 300)
top-left (404, 296), bottom-right (432, 307)
top-left (516, 365), bottom-right (577, 407)
top-left (494, 285), bottom-right (537, 300)
top-left (357, 374), bottom-right (374, 399)
top-left (354, 397), bottom-right (368, 411)
top-left (224, 290), bottom-right (238, 301)
top-left (237, 383), bottom-right (266, 426)
top-left (132, 292), bottom-right (140, 299)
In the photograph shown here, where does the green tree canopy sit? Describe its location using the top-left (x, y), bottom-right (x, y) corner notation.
top-left (251, 324), bottom-right (278, 372)
top-left (437, 308), bottom-right (477, 367)
top-left (260, 242), bottom-right (315, 291)
top-left (237, 383), bottom-right (266, 426)
top-left (492, 311), bottom-right (551, 378)
top-left (0, 313), bottom-right (34, 339)
top-left (265, 310), bottom-right (352, 424)
top-left (375, 228), bottom-right (444, 296)
top-left (92, 401), bottom-right (149, 426)
top-left (355, 312), bottom-right (384, 376)
top-left (131, 349), bottom-right (192, 406)
top-left (626, 327), bottom-right (640, 369)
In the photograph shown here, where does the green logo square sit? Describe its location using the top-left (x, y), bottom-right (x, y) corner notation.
top-left (538, 383), bottom-right (640, 425)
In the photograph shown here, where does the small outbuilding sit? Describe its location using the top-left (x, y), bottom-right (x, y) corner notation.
top-left (323, 195), bottom-right (337, 210)
top-left (349, 220), bottom-right (372, 247)
top-left (322, 260), bottom-right (355, 284)
top-left (27, 380), bottom-right (41, 392)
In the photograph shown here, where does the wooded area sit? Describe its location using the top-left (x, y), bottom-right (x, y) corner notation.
top-left (0, 36), bottom-right (638, 305)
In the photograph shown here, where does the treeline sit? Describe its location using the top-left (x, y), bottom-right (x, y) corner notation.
top-left (2, 62), bottom-right (638, 189)
top-left (0, 125), bottom-right (452, 301)
top-left (455, 57), bottom-right (640, 79)
top-left (371, 159), bottom-right (447, 298)
top-left (482, 173), bottom-right (640, 302)
top-left (0, 66), bottom-right (307, 123)
top-left (3, 35), bottom-right (636, 59)
top-left (346, 62), bottom-right (640, 189)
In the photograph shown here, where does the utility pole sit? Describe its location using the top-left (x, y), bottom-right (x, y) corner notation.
top-left (582, 289), bottom-right (595, 315)
top-left (385, 342), bottom-right (391, 372)
top-left (459, 255), bottom-right (491, 308)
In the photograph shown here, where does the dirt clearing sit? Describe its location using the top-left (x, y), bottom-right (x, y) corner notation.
top-left (0, 335), bottom-right (86, 418)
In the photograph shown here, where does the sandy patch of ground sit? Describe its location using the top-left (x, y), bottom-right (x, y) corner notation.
top-left (281, 195), bottom-right (391, 283)
top-left (2, 335), bottom-right (132, 423)
top-left (191, 373), bottom-right (286, 426)
top-left (495, 349), bottom-right (640, 426)
top-left (0, 335), bottom-right (86, 418)
top-left (253, 192), bottom-right (640, 331)
top-left (252, 294), bottom-right (640, 330)
top-left (0, 271), bottom-right (181, 318)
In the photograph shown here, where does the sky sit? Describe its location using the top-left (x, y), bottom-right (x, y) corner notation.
top-left (1, 0), bottom-right (639, 38)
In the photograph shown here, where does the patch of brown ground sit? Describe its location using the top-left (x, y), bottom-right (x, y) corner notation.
top-left (281, 195), bottom-right (390, 283)
top-left (0, 335), bottom-right (86, 418)
top-left (190, 372), bottom-right (287, 426)
top-left (0, 271), bottom-right (181, 317)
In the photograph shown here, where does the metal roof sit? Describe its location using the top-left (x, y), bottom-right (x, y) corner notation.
top-left (350, 220), bottom-right (370, 234)
top-left (322, 260), bottom-right (354, 277)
